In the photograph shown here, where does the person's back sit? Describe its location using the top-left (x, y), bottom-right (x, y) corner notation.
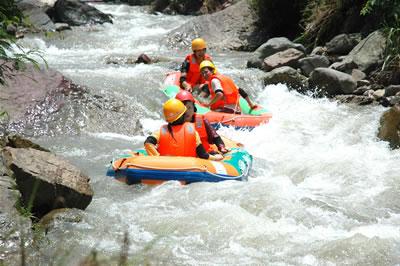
top-left (158, 122), bottom-right (197, 157)
top-left (144, 98), bottom-right (223, 160)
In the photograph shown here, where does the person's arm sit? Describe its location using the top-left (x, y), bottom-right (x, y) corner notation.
top-left (239, 88), bottom-right (257, 109)
top-left (180, 59), bottom-right (192, 91)
top-left (194, 132), bottom-right (223, 160)
top-left (202, 118), bottom-right (227, 153)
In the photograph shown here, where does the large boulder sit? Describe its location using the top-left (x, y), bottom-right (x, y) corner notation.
top-left (1, 147), bottom-right (93, 218)
top-left (263, 66), bottom-right (308, 91)
top-left (164, 0), bottom-right (267, 51)
top-left (16, 0), bottom-right (56, 31)
top-left (377, 104), bottom-right (400, 149)
top-left (247, 37), bottom-right (306, 69)
top-left (53, 0), bottom-right (113, 26)
top-left (341, 30), bottom-right (387, 74)
top-left (309, 68), bottom-right (357, 97)
top-left (298, 55), bottom-right (330, 76)
top-left (325, 33), bottom-right (361, 55)
top-left (262, 48), bottom-right (305, 72)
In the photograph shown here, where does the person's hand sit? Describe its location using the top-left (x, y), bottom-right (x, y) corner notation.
top-left (212, 154), bottom-right (224, 161)
top-left (219, 146), bottom-right (229, 154)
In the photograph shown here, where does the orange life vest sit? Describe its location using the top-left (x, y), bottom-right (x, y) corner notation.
top-left (185, 53), bottom-right (212, 87)
top-left (158, 122), bottom-right (197, 157)
top-left (193, 114), bottom-right (211, 152)
top-left (207, 73), bottom-right (240, 110)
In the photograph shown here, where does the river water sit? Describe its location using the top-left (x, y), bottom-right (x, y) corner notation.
top-left (19, 4), bottom-right (400, 265)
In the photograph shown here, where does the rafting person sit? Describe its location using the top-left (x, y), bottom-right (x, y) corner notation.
top-left (144, 98), bottom-right (223, 161)
top-left (175, 90), bottom-right (228, 154)
top-left (180, 38), bottom-right (212, 93)
top-left (199, 60), bottom-right (258, 113)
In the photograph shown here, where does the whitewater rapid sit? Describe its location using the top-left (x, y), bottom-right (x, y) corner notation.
top-left (19, 3), bottom-right (400, 265)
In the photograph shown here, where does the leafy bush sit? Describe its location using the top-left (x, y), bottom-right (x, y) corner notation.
top-left (361, 0), bottom-right (400, 70)
top-left (0, 0), bottom-right (46, 85)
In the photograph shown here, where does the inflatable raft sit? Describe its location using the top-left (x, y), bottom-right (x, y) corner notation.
top-left (106, 138), bottom-right (252, 185)
top-left (163, 72), bottom-right (272, 128)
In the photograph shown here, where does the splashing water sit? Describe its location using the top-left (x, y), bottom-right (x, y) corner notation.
top-left (18, 4), bottom-right (400, 265)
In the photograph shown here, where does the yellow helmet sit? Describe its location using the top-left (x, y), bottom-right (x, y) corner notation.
top-left (163, 98), bottom-right (187, 123)
top-left (191, 38), bottom-right (207, 51)
top-left (199, 60), bottom-right (216, 74)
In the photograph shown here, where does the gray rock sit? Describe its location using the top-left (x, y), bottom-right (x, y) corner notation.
top-left (329, 60), bottom-right (358, 74)
top-left (247, 37), bottom-right (306, 69)
top-left (17, 0), bottom-right (56, 31)
top-left (263, 66), bottom-right (308, 91)
top-left (2, 147), bottom-right (93, 218)
top-left (309, 68), bottom-right (357, 96)
top-left (326, 33), bottom-right (361, 55)
top-left (334, 95), bottom-right (374, 105)
top-left (377, 104), bottom-right (400, 149)
top-left (353, 85), bottom-right (371, 95)
top-left (384, 85), bottom-right (400, 97)
top-left (341, 30), bottom-right (387, 74)
top-left (388, 96), bottom-right (400, 106)
top-left (373, 89), bottom-right (385, 99)
top-left (357, 79), bottom-right (370, 87)
top-left (351, 69), bottom-right (366, 82)
top-left (54, 0), bottom-right (113, 26)
top-left (262, 48), bottom-right (305, 71)
top-left (310, 46), bottom-right (327, 56)
top-left (165, 0), bottom-right (265, 52)
top-left (299, 55), bottom-right (330, 76)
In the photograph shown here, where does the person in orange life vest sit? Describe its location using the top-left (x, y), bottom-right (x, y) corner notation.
top-left (199, 60), bottom-right (259, 113)
top-left (144, 98), bottom-right (223, 161)
top-left (175, 90), bottom-right (228, 154)
top-left (180, 38), bottom-right (212, 93)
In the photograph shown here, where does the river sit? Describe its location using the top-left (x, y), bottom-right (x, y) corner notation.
top-left (19, 3), bottom-right (400, 265)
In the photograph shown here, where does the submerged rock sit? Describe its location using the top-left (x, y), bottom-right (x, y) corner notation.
top-left (377, 104), bottom-right (400, 149)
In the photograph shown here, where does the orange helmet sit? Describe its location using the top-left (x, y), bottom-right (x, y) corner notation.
top-left (191, 38), bottom-right (207, 51)
top-left (163, 98), bottom-right (187, 123)
top-left (175, 90), bottom-right (195, 102)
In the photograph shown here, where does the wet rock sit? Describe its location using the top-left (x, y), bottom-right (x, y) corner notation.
top-left (53, 0), bottom-right (113, 26)
top-left (388, 96), bottom-right (400, 106)
top-left (165, 0), bottom-right (266, 52)
top-left (17, 0), bottom-right (56, 31)
top-left (299, 55), bottom-right (330, 76)
top-left (353, 85), bottom-right (371, 96)
top-left (372, 89), bottom-right (385, 100)
top-left (334, 95), bottom-right (374, 105)
top-left (357, 79), bottom-right (370, 87)
top-left (329, 60), bottom-right (358, 74)
top-left (369, 69), bottom-right (400, 86)
top-left (2, 147), bottom-right (93, 219)
top-left (263, 66), bottom-right (308, 91)
top-left (247, 37), bottom-right (306, 69)
top-left (351, 69), bottom-right (366, 82)
top-left (262, 48), bottom-right (305, 72)
top-left (384, 85), bottom-right (400, 97)
top-left (55, 22), bottom-right (71, 31)
top-left (325, 33), bottom-right (361, 55)
top-left (310, 46), bottom-right (327, 56)
top-left (340, 30), bottom-right (387, 74)
top-left (135, 53), bottom-right (152, 64)
top-left (38, 208), bottom-right (83, 232)
top-left (377, 104), bottom-right (400, 149)
top-left (4, 134), bottom-right (49, 152)
top-left (309, 68), bottom-right (357, 96)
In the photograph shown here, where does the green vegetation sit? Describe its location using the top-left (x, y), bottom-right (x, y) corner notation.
top-left (252, 0), bottom-right (400, 69)
top-left (0, 0), bottom-right (45, 85)
top-left (361, 0), bottom-right (400, 70)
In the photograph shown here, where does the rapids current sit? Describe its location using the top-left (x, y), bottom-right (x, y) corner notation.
top-left (19, 4), bottom-right (400, 265)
